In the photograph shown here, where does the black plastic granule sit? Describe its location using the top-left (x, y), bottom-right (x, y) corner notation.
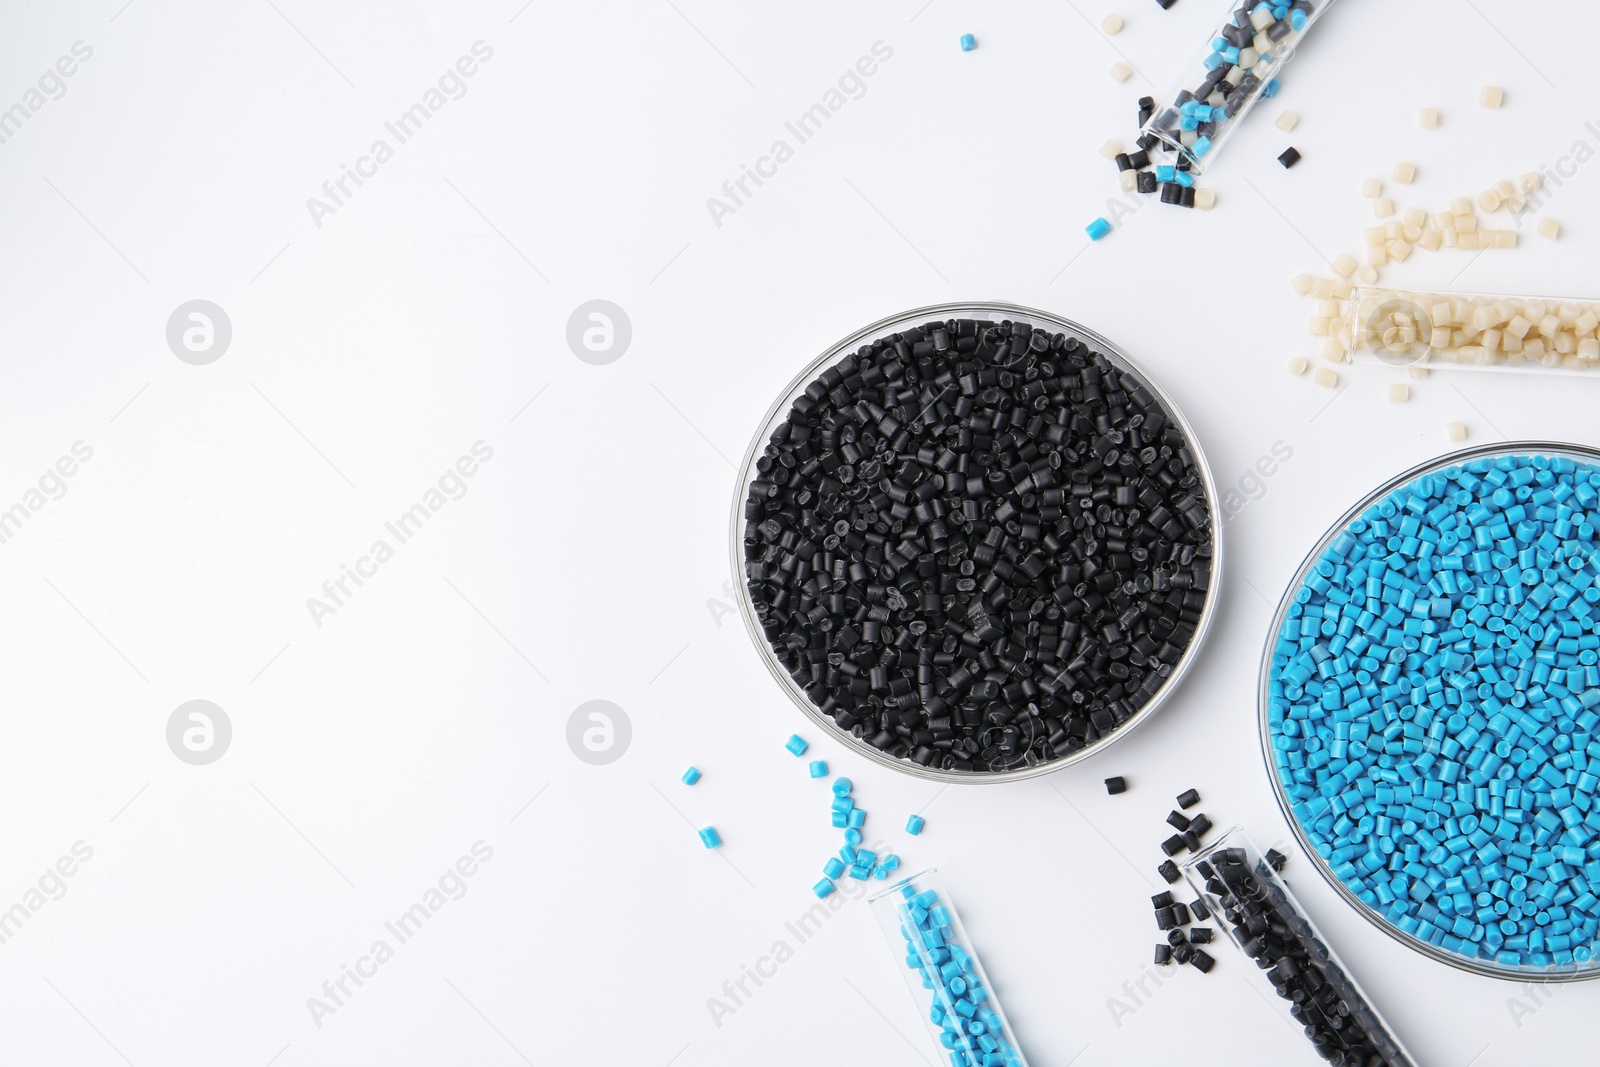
top-left (743, 316), bottom-right (1214, 774)
top-left (1189, 926), bottom-right (1214, 944)
top-left (1176, 788), bottom-right (1200, 809)
top-left (1171, 901), bottom-right (1190, 926)
top-left (1278, 146), bottom-right (1302, 169)
top-left (1191, 897), bottom-right (1211, 921)
top-left (1188, 812), bottom-right (1212, 837)
top-left (1266, 847), bottom-right (1289, 872)
top-left (1151, 890), bottom-right (1174, 910)
top-left (1188, 948), bottom-right (1214, 973)
top-left (1158, 860), bottom-right (1181, 884)
top-left (1166, 810), bottom-right (1191, 831)
top-left (1155, 943), bottom-right (1173, 965)
top-left (1161, 834), bottom-right (1187, 857)
top-left (1106, 776), bottom-right (1128, 795)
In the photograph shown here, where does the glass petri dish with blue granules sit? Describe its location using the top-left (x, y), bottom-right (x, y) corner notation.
top-left (1262, 442), bottom-right (1600, 979)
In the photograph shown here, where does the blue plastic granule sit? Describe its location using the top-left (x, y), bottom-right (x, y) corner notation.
top-left (681, 766), bottom-right (701, 786)
top-left (959, 33), bottom-right (976, 52)
top-left (1267, 452), bottom-right (1600, 969)
top-left (809, 760), bottom-right (829, 778)
top-left (699, 826), bottom-right (722, 849)
top-left (786, 734), bottom-right (809, 756)
top-left (906, 814), bottom-right (926, 835)
top-left (1086, 217), bottom-right (1112, 241)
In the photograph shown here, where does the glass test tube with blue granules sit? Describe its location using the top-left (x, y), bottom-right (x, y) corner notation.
top-left (1143, 0), bottom-right (1341, 172)
top-left (869, 870), bottom-right (1029, 1067)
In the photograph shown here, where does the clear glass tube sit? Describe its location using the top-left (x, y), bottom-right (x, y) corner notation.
top-left (1182, 827), bottom-right (1418, 1067)
top-left (1143, 0), bottom-right (1342, 172)
top-left (868, 869), bottom-right (1029, 1067)
top-left (1345, 286), bottom-right (1600, 375)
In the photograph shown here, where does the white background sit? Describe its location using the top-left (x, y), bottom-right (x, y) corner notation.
top-left (1, 0), bottom-right (1597, 1064)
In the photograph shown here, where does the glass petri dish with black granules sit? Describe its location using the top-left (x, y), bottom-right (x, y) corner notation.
top-left (731, 303), bottom-right (1222, 782)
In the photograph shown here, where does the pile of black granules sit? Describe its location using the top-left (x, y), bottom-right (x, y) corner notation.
top-left (741, 315), bottom-right (1213, 774)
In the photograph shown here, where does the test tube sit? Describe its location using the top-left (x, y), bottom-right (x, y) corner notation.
top-left (1183, 827), bottom-right (1418, 1067)
top-left (1346, 286), bottom-right (1600, 375)
top-left (1144, 0), bottom-right (1342, 172)
top-left (869, 869), bottom-right (1029, 1067)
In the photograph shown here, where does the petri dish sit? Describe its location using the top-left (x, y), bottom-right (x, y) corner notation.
top-left (1261, 441), bottom-right (1600, 979)
top-left (731, 302), bottom-right (1222, 782)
